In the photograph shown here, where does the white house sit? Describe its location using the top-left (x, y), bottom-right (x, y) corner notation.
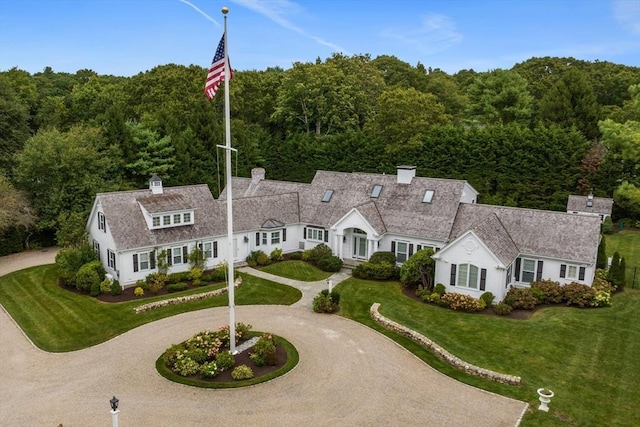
top-left (88, 167), bottom-right (601, 301)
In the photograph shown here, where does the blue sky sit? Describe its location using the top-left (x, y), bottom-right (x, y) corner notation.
top-left (1, 0), bottom-right (639, 76)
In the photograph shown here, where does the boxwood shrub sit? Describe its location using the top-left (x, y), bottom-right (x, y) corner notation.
top-left (168, 282), bottom-right (189, 293)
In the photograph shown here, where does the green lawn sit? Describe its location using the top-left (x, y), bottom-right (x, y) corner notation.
top-left (259, 260), bottom-right (333, 281)
top-left (0, 265), bottom-right (301, 352)
top-left (605, 230), bottom-right (640, 289)
top-left (336, 278), bottom-right (640, 427)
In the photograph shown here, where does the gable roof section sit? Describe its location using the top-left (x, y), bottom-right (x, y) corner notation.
top-left (566, 195), bottom-right (613, 215)
top-left (469, 213), bottom-right (520, 266)
top-left (352, 201), bottom-right (387, 234)
top-left (300, 171), bottom-right (465, 240)
top-left (97, 185), bottom-right (217, 251)
top-left (228, 193), bottom-right (300, 232)
top-left (450, 204), bottom-right (601, 263)
top-left (223, 177), bottom-right (309, 199)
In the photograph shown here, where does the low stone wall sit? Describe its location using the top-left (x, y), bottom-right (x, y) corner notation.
top-left (370, 303), bottom-right (521, 385)
top-left (134, 277), bottom-right (242, 314)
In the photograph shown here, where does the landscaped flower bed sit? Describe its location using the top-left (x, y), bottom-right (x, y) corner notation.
top-left (156, 324), bottom-right (299, 389)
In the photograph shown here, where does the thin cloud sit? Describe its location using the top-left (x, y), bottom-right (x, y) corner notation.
top-left (381, 13), bottom-right (463, 55)
top-left (178, 0), bottom-right (221, 27)
top-left (613, 0), bottom-right (640, 35)
top-left (232, 0), bottom-right (347, 53)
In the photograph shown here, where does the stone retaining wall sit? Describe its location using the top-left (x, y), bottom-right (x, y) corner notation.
top-left (370, 303), bottom-right (520, 385)
top-left (134, 277), bottom-right (242, 314)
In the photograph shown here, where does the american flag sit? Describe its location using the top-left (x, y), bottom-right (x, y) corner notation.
top-left (204, 34), bottom-right (233, 99)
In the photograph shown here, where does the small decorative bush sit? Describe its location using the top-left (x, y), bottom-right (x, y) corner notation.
top-left (75, 260), bottom-right (105, 293)
top-left (562, 282), bottom-right (596, 307)
top-left (256, 252), bottom-right (271, 266)
top-left (441, 293), bottom-right (484, 312)
top-left (415, 285), bottom-right (427, 298)
top-left (531, 279), bottom-right (563, 304)
top-left (306, 243), bottom-right (333, 264)
top-left (352, 261), bottom-right (398, 280)
top-left (210, 263), bottom-right (232, 282)
top-left (109, 279), bottom-right (122, 296)
top-left (189, 267), bottom-right (203, 283)
top-left (493, 302), bottom-right (513, 315)
top-left (504, 287), bottom-right (537, 309)
top-left (100, 278), bottom-right (112, 294)
top-left (199, 361), bottom-right (219, 378)
top-left (250, 334), bottom-right (277, 367)
top-left (479, 291), bottom-right (494, 307)
top-left (162, 343), bottom-right (186, 366)
top-left (146, 272), bottom-right (168, 293)
top-left (136, 279), bottom-right (149, 290)
top-left (312, 292), bottom-right (335, 313)
top-left (434, 283), bottom-right (446, 296)
top-left (168, 282), bottom-right (189, 293)
top-left (90, 280), bottom-right (101, 297)
top-left (368, 251), bottom-right (398, 265)
top-left (270, 248), bottom-right (284, 262)
top-left (174, 356), bottom-right (200, 376)
top-left (215, 351), bottom-right (235, 371)
top-left (318, 255), bottom-right (343, 272)
top-left (134, 287), bottom-right (145, 297)
top-left (289, 252), bottom-right (302, 260)
top-left (424, 292), bottom-right (440, 303)
top-left (231, 365), bottom-right (254, 381)
top-left (168, 272), bottom-right (190, 284)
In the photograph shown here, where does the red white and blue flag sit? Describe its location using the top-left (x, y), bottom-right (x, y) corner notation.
top-left (204, 34), bottom-right (233, 99)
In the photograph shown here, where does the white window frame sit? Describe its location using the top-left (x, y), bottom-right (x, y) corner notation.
top-left (183, 212), bottom-right (191, 223)
top-left (307, 227), bottom-right (324, 242)
top-left (163, 215), bottom-right (171, 226)
top-left (271, 231), bottom-right (281, 245)
top-left (457, 263), bottom-right (479, 289)
top-left (521, 258), bottom-right (536, 283)
top-left (396, 242), bottom-right (408, 263)
top-left (138, 252), bottom-right (150, 271)
top-left (171, 247), bottom-right (183, 265)
top-left (174, 213), bottom-right (181, 224)
top-left (567, 265), bottom-right (578, 279)
top-left (262, 232), bottom-right (268, 245)
top-left (152, 216), bottom-right (160, 227)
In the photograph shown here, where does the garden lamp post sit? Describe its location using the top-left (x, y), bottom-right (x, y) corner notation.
top-left (109, 396), bottom-right (119, 427)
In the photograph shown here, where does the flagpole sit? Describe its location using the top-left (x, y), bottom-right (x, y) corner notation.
top-left (221, 6), bottom-right (236, 354)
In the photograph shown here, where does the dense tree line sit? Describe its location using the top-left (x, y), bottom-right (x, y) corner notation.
top-left (1, 55), bottom-right (638, 253)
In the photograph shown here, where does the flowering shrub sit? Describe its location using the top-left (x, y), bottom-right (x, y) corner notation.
top-left (231, 365), bottom-right (254, 381)
top-left (174, 356), bottom-right (200, 376)
top-left (441, 293), bottom-right (484, 312)
top-left (562, 282), bottom-right (596, 307)
top-left (186, 331), bottom-right (224, 358)
top-left (199, 361), bottom-right (219, 378)
top-left (250, 334), bottom-right (277, 367)
top-left (504, 288), bottom-right (537, 309)
top-left (215, 351), bottom-right (235, 371)
top-left (423, 292), bottom-right (440, 303)
top-left (493, 302), bottom-right (513, 315)
top-left (530, 280), bottom-right (563, 304)
top-left (134, 287), bottom-right (145, 297)
top-left (591, 290), bottom-right (611, 307)
top-left (312, 292), bottom-right (334, 313)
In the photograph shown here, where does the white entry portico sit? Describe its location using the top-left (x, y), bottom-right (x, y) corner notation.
top-left (331, 208), bottom-right (381, 262)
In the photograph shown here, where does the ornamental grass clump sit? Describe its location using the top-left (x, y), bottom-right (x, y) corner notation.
top-left (231, 365), bottom-right (254, 381)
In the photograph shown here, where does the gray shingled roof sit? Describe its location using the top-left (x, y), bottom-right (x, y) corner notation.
top-left (450, 204), bottom-right (601, 263)
top-left (567, 195), bottom-right (613, 215)
top-left (468, 213), bottom-right (520, 266)
top-left (98, 185), bottom-right (217, 251)
top-left (137, 193), bottom-right (191, 213)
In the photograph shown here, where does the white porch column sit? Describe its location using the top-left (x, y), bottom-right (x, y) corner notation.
top-left (335, 233), bottom-right (343, 258)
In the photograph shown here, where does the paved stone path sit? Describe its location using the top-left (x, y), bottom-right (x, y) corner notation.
top-left (0, 252), bottom-right (528, 426)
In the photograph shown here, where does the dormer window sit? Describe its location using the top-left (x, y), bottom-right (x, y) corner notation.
top-left (371, 185), bottom-right (383, 198)
top-left (163, 215), bottom-right (171, 226)
top-left (152, 216), bottom-right (160, 227)
top-left (183, 212), bottom-right (191, 223)
top-left (423, 189), bottom-right (435, 203)
top-left (322, 190), bottom-right (334, 202)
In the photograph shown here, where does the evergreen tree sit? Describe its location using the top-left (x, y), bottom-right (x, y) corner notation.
top-left (607, 252), bottom-right (621, 287)
top-left (618, 257), bottom-right (626, 289)
top-left (596, 237), bottom-right (607, 269)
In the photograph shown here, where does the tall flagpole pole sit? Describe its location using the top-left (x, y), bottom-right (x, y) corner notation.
top-left (221, 6), bottom-right (236, 354)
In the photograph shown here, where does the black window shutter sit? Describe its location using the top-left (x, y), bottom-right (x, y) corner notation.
top-left (515, 258), bottom-right (521, 281)
top-left (213, 241), bottom-right (218, 258)
top-left (303, 228), bottom-right (307, 239)
top-left (480, 268), bottom-right (487, 291)
top-left (450, 264), bottom-right (457, 286)
top-left (150, 251), bottom-right (156, 269)
top-left (182, 246), bottom-right (188, 262)
top-left (536, 260), bottom-right (543, 281)
top-left (167, 248), bottom-right (172, 266)
top-left (409, 244), bottom-right (414, 257)
top-left (324, 230), bottom-right (329, 242)
top-left (256, 232), bottom-right (260, 246)
top-left (560, 264), bottom-right (566, 278)
top-left (579, 266), bottom-right (585, 280)
top-left (283, 228), bottom-right (287, 242)
top-left (417, 245), bottom-right (422, 252)
top-left (391, 241), bottom-right (396, 253)
top-left (133, 254), bottom-right (139, 272)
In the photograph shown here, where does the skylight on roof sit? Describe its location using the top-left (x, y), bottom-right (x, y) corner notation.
top-left (371, 184), bottom-right (383, 198)
top-left (423, 189), bottom-right (435, 203)
top-left (322, 190), bottom-right (334, 202)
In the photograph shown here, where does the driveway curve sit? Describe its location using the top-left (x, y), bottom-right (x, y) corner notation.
top-left (0, 251), bottom-right (528, 426)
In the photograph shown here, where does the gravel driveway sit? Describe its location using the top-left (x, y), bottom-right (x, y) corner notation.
top-left (0, 251), bottom-right (528, 426)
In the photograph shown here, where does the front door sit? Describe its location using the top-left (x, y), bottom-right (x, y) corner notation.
top-left (353, 235), bottom-right (367, 259)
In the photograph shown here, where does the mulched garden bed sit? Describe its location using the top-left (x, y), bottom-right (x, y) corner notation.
top-left (199, 341), bottom-right (287, 383)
